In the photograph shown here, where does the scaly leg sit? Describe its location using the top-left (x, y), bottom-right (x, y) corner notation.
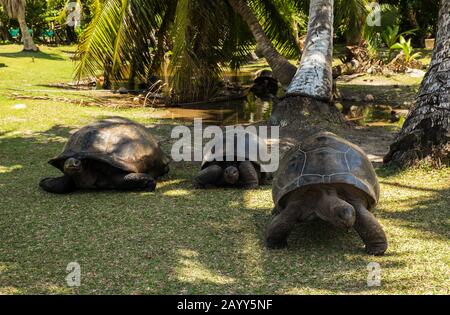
top-left (113, 173), bottom-right (156, 191)
top-left (193, 165), bottom-right (223, 188)
top-left (238, 161), bottom-right (259, 189)
top-left (39, 175), bottom-right (76, 194)
top-left (351, 201), bottom-right (388, 256)
top-left (266, 201), bottom-right (303, 249)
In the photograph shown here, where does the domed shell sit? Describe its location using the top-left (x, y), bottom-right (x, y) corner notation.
top-left (201, 128), bottom-right (272, 174)
top-left (273, 132), bottom-right (380, 210)
top-left (49, 117), bottom-right (170, 178)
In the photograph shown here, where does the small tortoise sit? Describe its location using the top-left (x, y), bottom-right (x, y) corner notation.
top-left (193, 129), bottom-right (270, 189)
top-left (250, 70), bottom-right (279, 98)
top-left (266, 132), bottom-right (387, 255)
top-left (39, 117), bottom-right (170, 194)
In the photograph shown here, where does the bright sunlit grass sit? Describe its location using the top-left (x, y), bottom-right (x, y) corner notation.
top-left (0, 45), bottom-right (448, 295)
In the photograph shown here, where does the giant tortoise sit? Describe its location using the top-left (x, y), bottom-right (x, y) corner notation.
top-left (266, 132), bottom-right (387, 255)
top-left (250, 70), bottom-right (279, 98)
top-left (193, 128), bottom-right (272, 189)
top-left (39, 117), bottom-right (170, 193)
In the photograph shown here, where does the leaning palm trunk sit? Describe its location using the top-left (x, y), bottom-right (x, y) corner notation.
top-left (286, 0), bottom-right (334, 102)
top-left (384, 0), bottom-right (450, 167)
top-left (227, 0), bottom-right (297, 87)
top-left (17, 12), bottom-right (37, 51)
top-left (270, 0), bottom-right (344, 141)
top-left (0, 0), bottom-right (37, 51)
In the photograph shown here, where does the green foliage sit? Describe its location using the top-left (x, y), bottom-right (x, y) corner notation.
top-left (76, 0), bottom-right (256, 102)
top-left (390, 35), bottom-right (421, 62)
top-left (248, 0), bottom-right (300, 58)
top-left (363, 4), bottom-right (399, 50)
top-left (393, 0), bottom-right (439, 43)
top-left (170, 0), bottom-right (220, 102)
top-left (170, 0), bottom-right (257, 103)
top-left (334, 0), bottom-right (368, 44)
top-left (368, 0), bottom-right (439, 46)
top-left (381, 25), bottom-right (417, 52)
top-left (75, 0), bottom-right (165, 82)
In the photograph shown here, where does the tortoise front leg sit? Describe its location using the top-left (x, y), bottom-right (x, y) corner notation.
top-left (193, 165), bottom-right (223, 189)
top-left (266, 201), bottom-right (303, 249)
top-left (39, 175), bottom-right (76, 194)
top-left (238, 161), bottom-right (259, 189)
top-left (351, 201), bottom-right (388, 256)
top-left (113, 173), bottom-right (156, 191)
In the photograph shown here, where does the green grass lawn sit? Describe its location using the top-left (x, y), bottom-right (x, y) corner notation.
top-left (0, 45), bottom-right (449, 294)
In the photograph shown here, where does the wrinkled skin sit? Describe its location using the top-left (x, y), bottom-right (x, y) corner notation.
top-left (223, 166), bottom-right (240, 185)
top-left (193, 161), bottom-right (259, 189)
top-left (266, 185), bottom-right (388, 256)
top-left (40, 158), bottom-right (156, 193)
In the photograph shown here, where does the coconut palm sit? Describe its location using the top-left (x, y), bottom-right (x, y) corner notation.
top-left (75, 0), bottom-right (289, 102)
top-left (384, 0), bottom-right (450, 167)
top-left (269, 0), bottom-right (347, 137)
top-left (335, 0), bottom-right (368, 45)
top-left (0, 0), bottom-right (37, 51)
top-left (287, 0), bottom-right (334, 102)
top-left (227, 0), bottom-right (298, 86)
top-left (169, 0), bottom-right (256, 102)
top-left (230, 0), bottom-right (369, 84)
top-left (75, 0), bottom-right (369, 102)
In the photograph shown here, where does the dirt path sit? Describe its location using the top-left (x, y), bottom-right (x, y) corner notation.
top-left (343, 124), bottom-right (396, 166)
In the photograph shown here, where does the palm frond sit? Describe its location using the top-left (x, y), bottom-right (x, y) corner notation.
top-left (334, 0), bottom-right (368, 43)
top-left (75, 0), bottom-right (166, 82)
top-left (248, 0), bottom-right (300, 58)
top-left (170, 0), bottom-right (252, 103)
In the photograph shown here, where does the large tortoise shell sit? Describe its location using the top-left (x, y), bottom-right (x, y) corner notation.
top-left (273, 132), bottom-right (380, 210)
top-left (201, 128), bottom-right (272, 174)
top-left (48, 117), bottom-right (170, 178)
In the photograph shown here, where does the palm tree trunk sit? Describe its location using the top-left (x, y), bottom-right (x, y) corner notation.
top-left (17, 14), bottom-right (37, 51)
top-left (384, 0), bottom-right (450, 167)
top-left (286, 0), bottom-right (334, 102)
top-left (0, 19), bottom-right (8, 40)
top-left (0, 0), bottom-right (38, 51)
top-left (227, 0), bottom-right (297, 87)
top-left (269, 0), bottom-right (344, 143)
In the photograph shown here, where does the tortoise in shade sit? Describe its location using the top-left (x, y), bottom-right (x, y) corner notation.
top-left (266, 132), bottom-right (387, 255)
top-left (39, 117), bottom-right (170, 194)
top-left (193, 129), bottom-right (272, 189)
top-left (250, 70), bottom-right (279, 98)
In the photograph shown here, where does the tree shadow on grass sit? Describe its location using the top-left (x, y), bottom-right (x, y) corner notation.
top-left (0, 50), bottom-right (65, 61)
top-left (0, 122), bottom-right (445, 294)
top-left (378, 184), bottom-right (449, 240)
top-left (0, 122), bottom-right (400, 294)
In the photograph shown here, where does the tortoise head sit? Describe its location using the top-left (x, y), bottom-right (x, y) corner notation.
top-left (223, 166), bottom-right (239, 185)
top-left (64, 157), bottom-right (83, 175)
top-left (314, 185), bottom-right (356, 229)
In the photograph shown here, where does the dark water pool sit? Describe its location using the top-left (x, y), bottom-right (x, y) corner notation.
top-left (159, 97), bottom-right (403, 126)
top-left (159, 93), bottom-right (274, 125)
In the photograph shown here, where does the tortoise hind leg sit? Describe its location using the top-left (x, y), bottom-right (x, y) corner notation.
top-left (193, 165), bottom-right (223, 189)
top-left (352, 202), bottom-right (388, 256)
top-left (113, 173), bottom-right (156, 191)
top-left (39, 175), bottom-right (76, 194)
top-left (266, 201), bottom-right (303, 249)
top-left (238, 161), bottom-right (259, 189)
